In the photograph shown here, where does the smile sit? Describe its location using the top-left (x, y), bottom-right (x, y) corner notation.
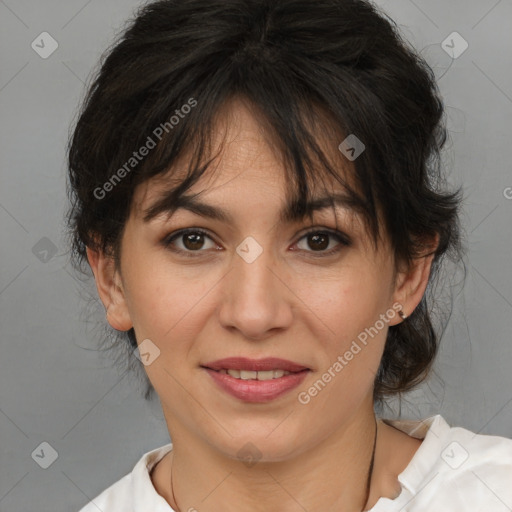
top-left (216, 369), bottom-right (292, 380)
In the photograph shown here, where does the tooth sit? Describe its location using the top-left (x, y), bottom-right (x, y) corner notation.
top-left (240, 370), bottom-right (257, 380)
top-left (221, 369), bottom-right (296, 380)
top-left (257, 370), bottom-right (275, 381)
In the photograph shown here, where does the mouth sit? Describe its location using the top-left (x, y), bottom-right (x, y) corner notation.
top-left (201, 357), bottom-right (311, 403)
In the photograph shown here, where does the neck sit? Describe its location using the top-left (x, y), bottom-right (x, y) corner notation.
top-left (152, 403), bottom-right (402, 512)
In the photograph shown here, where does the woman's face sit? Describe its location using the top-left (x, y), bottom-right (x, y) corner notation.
top-left (93, 99), bottom-right (428, 462)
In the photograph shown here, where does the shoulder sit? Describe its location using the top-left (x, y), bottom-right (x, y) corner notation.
top-left (78, 473), bottom-right (132, 512)
top-left (77, 443), bottom-right (174, 512)
top-left (378, 415), bottom-right (512, 510)
top-left (431, 417), bottom-right (512, 487)
top-left (423, 415), bottom-right (512, 474)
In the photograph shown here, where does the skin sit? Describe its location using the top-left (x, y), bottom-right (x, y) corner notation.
top-left (87, 97), bottom-right (436, 511)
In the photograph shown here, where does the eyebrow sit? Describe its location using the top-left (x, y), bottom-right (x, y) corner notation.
top-left (142, 190), bottom-right (366, 225)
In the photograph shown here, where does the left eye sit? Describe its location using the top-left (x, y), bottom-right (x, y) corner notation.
top-left (162, 228), bottom-right (350, 256)
top-left (294, 230), bottom-right (349, 254)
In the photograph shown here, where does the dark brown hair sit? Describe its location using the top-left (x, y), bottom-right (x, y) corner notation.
top-left (65, 0), bottom-right (464, 402)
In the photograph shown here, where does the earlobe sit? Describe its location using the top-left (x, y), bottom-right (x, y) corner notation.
top-left (86, 246), bottom-right (133, 331)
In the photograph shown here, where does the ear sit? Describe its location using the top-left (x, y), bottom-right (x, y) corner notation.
top-left (388, 234), bottom-right (439, 326)
top-left (86, 245), bottom-right (133, 331)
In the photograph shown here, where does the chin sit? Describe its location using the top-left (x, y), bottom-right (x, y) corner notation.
top-left (209, 426), bottom-right (308, 466)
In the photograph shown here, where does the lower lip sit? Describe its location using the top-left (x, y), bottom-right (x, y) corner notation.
top-left (203, 368), bottom-right (310, 403)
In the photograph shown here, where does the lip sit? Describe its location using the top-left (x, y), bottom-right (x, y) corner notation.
top-left (203, 367), bottom-right (310, 403)
top-left (202, 357), bottom-right (310, 373)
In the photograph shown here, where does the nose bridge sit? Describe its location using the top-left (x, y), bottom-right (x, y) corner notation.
top-left (235, 240), bottom-right (275, 295)
top-left (218, 236), bottom-right (292, 338)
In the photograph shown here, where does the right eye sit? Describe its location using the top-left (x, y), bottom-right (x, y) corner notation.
top-left (162, 228), bottom-right (221, 257)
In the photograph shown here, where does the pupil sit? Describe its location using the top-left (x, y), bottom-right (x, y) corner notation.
top-left (309, 233), bottom-right (328, 251)
top-left (184, 233), bottom-right (204, 250)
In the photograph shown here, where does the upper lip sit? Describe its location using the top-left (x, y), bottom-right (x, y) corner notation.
top-left (202, 357), bottom-right (310, 373)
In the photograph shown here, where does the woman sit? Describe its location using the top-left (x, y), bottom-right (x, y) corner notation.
top-left (66, 0), bottom-right (512, 510)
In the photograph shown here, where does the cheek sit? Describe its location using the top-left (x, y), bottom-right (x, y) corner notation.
top-left (295, 265), bottom-right (391, 398)
top-left (122, 250), bottom-right (220, 348)
top-left (296, 264), bottom-right (390, 337)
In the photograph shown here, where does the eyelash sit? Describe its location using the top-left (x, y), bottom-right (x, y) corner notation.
top-left (161, 227), bottom-right (351, 259)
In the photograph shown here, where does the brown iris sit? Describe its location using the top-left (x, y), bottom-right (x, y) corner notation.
top-left (307, 233), bottom-right (329, 251)
top-left (182, 232), bottom-right (205, 251)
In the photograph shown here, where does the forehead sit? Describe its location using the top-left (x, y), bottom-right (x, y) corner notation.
top-left (131, 96), bottom-right (363, 222)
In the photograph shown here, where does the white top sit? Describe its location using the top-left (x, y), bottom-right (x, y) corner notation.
top-left (78, 415), bottom-right (512, 511)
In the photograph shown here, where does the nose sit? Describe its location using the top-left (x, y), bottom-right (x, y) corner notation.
top-left (217, 241), bottom-right (293, 341)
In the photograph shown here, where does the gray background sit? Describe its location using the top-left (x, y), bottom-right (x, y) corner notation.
top-left (1, 0), bottom-right (511, 511)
